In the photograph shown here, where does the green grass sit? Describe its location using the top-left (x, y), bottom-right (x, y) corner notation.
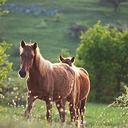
top-left (0, 1), bottom-right (128, 127)
top-left (0, 101), bottom-right (128, 128)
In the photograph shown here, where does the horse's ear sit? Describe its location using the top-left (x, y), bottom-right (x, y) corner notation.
top-left (21, 40), bottom-right (26, 48)
top-left (71, 56), bottom-right (75, 63)
top-left (59, 55), bottom-right (64, 62)
top-left (33, 42), bottom-right (37, 50)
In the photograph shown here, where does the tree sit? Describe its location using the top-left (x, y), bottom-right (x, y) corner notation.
top-left (0, 42), bottom-right (12, 83)
top-left (75, 21), bottom-right (128, 103)
top-left (101, 0), bottom-right (128, 12)
top-left (0, 0), bottom-right (12, 98)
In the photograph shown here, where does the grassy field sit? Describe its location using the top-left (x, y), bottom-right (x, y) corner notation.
top-left (0, 1), bottom-right (128, 127)
top-left (1, 0), bottom-right (128, 70)
top-left (0, 101), bottom-right (128, 128)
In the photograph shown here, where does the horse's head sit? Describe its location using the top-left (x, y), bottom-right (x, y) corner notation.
top-left (19, 40), bottom-right (37, 78)
top-left (59, 55), bottom-right (75, 66)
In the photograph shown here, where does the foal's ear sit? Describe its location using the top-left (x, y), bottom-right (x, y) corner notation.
top-left (71, 56), bottom-right (75, 63)
top-left (33, 42), bottom-right (37, 50)
top-left (21, 40), bottom-right (26, 48)
top-left (59, 55), bottom-right (64, 62)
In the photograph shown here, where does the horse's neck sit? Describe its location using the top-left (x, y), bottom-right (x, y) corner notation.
top-left (30, 52), bottom-right (52, 77)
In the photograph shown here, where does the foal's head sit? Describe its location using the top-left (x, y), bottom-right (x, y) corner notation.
top-left (19, 40), bottom-right (37, 78)
top-left (59, 55), bottom-right (75, 66)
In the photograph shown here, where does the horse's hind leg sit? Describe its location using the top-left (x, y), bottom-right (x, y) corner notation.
top-left (80, 98), bottom-right (87, 128)
top-left (24, 93), bottom-right (35, 119)
top-left (56, 100), bottom-right (66, 126)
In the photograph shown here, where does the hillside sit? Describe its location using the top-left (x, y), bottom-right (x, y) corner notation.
top-left (0, 0), bottom-right (128, 70)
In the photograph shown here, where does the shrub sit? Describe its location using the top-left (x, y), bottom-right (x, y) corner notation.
top-left (0, 42), bottom-right (12, 101)
top-left (60, 49), bottom-right (71, 57)
top-left (75, 21), bottom-right (128, 103)
top-left (36, 19), bottom-right (47, 28)
top-left (109, 84), bottom-right (128, 109)
top-left (0, 42), bottom-right (12, 83)
top-left (54, 13), bottom-right (62, 22)
top-left (0, 77), bottom-right (27, 106)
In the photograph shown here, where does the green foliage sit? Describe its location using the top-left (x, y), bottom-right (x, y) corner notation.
top-left (0, 0), bottom-right (9, 18)
top-left (76, 21), bottom-right (128, 103)
top-left (0, 42), bottom-right (12, 83)
top-left (60, 49), bottom-right (71, 58)
top-left (56, 49), bottom-right (71, 62)
top-left (0, 76), bottom-right (26, 106)
top-left (54, 13), bottom-right (62, 22)
top-left (109, 84), bottom-right (128, 109)
top-left (0, 0), bottom-right (12, 101)
top-left (0, 42), bottom-right (12, 101)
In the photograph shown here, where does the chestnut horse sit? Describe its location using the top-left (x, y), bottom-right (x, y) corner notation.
top-left (19, 40), bottom-right (76, 125)
top-left (59, 55), bottom-right (90, 127)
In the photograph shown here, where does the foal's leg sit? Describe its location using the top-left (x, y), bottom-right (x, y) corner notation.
top-left (24, 93), bottom-right (36, 119)
top-left (80, 98), bottom-right (87, 128)
top-left (46, 97), bottom-right (53, 123)
top-left (56, 100), bottom-right (66, 125)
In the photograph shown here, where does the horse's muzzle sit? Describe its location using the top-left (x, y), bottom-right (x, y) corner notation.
top-left (19, 70), bottom-right (26, 78)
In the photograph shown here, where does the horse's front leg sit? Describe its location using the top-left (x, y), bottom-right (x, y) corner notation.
top-left (24, 93), bottom-right (36, 119)
top-left (46, 97), bottom-right (53, 123)
top-left (56, 99), bottom-right (66, 126)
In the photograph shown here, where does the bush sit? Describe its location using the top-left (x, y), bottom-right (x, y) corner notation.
top-left (0, 41), bottom-right (12, 101)
top-left (60, 49), bottom-right (71, 57)
top-left (54, 13), bottom-right (62, 22)
top-left (75, 21), bottom-right (128, 103)
top-left (0, 77), bottom-right (27, 106)
top-left (0, 42), bottom-right (12, 83)
top-left (109, 84), bottom-right (128, 109)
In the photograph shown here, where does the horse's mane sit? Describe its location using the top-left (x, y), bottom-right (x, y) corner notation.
top-left (34, 46), bottom-right (53, 77)
top-left (72, 64), bottom-right (80, 77)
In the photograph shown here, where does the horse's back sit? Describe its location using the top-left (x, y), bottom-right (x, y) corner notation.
top-left (52, 63), bottom-right (75, 101)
